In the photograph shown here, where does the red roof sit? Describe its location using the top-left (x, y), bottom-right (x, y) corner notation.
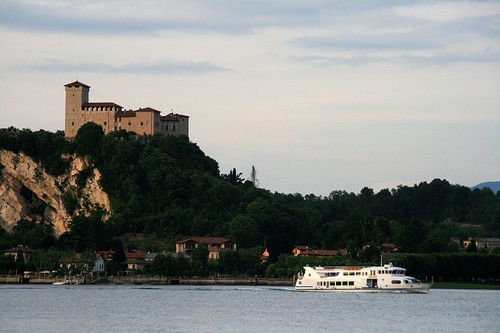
top-left (4, 245), bottom-right (34, 254)
top-left (124, 249), bottom-right (145, 260)
top-left (65, 80), bottom-right (90, 88)
top-left (176, 237), bottom-right (233, 245)
top-left (83, 102), bottom-right (122, 108)
top-left (161, 112), bottom-right (189, 122)
top-left (135, 107), bottom-right (161, 113)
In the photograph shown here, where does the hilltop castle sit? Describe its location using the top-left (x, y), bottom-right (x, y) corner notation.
top-left (64, 81), bottom-right (189, 138)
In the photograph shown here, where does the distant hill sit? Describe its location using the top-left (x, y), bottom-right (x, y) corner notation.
top-left (472, 181), bottom-right (500, 193)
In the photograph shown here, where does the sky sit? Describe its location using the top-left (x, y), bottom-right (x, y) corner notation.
top-left (1, 0), bottom-right (499, 196)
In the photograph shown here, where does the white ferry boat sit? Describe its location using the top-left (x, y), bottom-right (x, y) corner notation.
top-left (295, 263), bottom-right (432, 293)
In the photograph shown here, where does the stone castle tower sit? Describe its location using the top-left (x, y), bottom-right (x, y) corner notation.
top-left (65, 81), bottom-right (89, 138)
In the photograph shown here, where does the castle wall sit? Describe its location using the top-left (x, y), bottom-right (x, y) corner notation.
top-left (80, 107), bottom-right (116, 135)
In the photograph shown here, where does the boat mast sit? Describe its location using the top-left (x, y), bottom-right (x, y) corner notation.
top-left (380, 251), bottom-right (383, 266)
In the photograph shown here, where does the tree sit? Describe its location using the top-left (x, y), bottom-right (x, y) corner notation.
top-left (190, 246), bottom-right (209, 277)
top-left (250, 165), bottom-right (259, 187)
top-left (73, 122), bottom-right (104, 158)
top-left (228, 215), bottom-right (259, 248)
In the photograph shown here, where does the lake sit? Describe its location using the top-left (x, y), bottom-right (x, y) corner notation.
top-left (0, 285), bottom-right (499, 332)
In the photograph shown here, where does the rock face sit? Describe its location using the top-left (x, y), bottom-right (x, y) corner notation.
top-left (0, 149), bottom-right (111, 236)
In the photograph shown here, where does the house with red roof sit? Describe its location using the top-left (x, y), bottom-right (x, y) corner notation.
top-left (175, 237), bottom-right (238, 260)
top-left (124, 249), bottom-right (146, 272)
top-left (3, 245), bottom-right (35, 263)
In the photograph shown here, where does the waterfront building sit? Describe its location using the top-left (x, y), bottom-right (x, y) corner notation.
top-left (175, 237), bottom-right (238, 260)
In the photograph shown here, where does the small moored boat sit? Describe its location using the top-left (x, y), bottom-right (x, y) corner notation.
top-left (295, 263), bottom-right (432, 293)
top-left (52, 280), bottom-right (71, 285)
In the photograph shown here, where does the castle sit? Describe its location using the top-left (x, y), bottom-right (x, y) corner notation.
top-left (64, 81), bottom-right (189, 138)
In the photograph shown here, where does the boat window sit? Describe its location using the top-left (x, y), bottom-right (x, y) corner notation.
top-left (356, 272), bottom-right (361, 276)
top-left (336, 281), bottom-right (341, 286)
top-left (392, 280), bottom-right (401, 284)
top-left (349, 281), bottom-right (354, 286)
top-left (349, 272), bottom-right (355, 276)
top-left (343, 272), bottom-right (348, 276)
top-left (342, 281), bottom-right (348, 286)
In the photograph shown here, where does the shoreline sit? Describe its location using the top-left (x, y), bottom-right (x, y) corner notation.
top-left (0, 275), bottom-right (294, 287)
top-left (1, 276), bottom-right (499, 290)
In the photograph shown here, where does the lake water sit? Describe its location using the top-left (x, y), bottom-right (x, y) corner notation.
top-left (0, 285), bottom-right (499, 333)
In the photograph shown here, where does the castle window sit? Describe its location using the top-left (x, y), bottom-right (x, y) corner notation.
top-left (71, 122), bottom-right (74, 126)
top-left (140, 122), bottom-right (143, 126)
top-left (128, 122), bottom-right (131, 126)
top-left (104, 122), bottom-right (107, 126)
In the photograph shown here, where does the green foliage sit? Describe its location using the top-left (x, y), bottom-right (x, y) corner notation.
top-left (2, 128), bottom-right (500, 281)
top-left (145, 253), bottom-right (189, 277)
top-left (0, 129), bottom-right (69, 176)
top-left (59, 211), bottom-right (107, 252)
top-left (11, 219), bottom-right (55, 249)
top-left (72, 122), bottom-right (104, 159)
top-left (392, 253), bottom-right (500, 282)
top-left (190, 246), bottom-right (209, 276)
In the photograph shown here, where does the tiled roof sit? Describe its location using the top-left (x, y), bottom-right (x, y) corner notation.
top-left (161, 112), bottom-right (189, 122)
top-left (65, 80), bottom-right (90, 88)
top-left (82, 102), bottom-right (122, 108)
top-left (176, 237), bottom-right (233, 245)
top-left (135, 107), bottom-right (161, 113)
top-left (124, 249), bottom-right (146, 260)
top-left (4, 245), bottom-right (35, 254)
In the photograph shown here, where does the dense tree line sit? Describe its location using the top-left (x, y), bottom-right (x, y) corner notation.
top-left (1, 125), bottom-right (500, 279)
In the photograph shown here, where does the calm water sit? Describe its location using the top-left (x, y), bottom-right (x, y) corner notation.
top-left (0, 285), bottom-right (499, 333)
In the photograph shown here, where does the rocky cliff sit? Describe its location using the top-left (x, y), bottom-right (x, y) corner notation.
top-left (0, 149), bottom-right (111, 236)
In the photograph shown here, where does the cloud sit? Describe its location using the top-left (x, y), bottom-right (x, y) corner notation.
top-left (0, 0), bottom-right (326, 35)
top-left (291, 50), bottom-right (500, 67)
top-left (15, 58), bottom-right (229, 74)
top-left (288, 4), bottom-right (500, 66)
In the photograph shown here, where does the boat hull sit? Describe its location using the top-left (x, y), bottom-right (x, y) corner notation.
top-left (295, 283), bottom-right (432, 294)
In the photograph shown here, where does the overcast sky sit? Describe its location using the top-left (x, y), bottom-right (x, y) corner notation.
top-left (1, 0), bottom-right (499, 195)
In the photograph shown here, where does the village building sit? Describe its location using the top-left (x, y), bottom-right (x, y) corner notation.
top-left (460, 237), bottom-right (500, 253)
top-left (292, 245), bottom-right (347, 257)
top-left (92, 255), bottom-right (106, 276)
top-left (64, 80), bottom-right (189, 138)
top-left (124, 249), bottom-right (146, 272)
top-left (175, 237), bottom-right (238, 260)
top-left (3, 245), bottom-right (35, 263)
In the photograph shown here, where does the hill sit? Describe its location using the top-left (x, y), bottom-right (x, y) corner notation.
top-left (1, 123), bottom-right (500, 259)
top-left (472, 181), bottom-right (500, 194)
